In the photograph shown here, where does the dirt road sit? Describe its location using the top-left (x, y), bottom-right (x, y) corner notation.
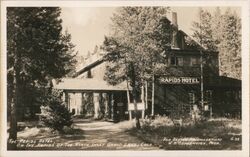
top-left (17, 120), bottom-right (159, 150)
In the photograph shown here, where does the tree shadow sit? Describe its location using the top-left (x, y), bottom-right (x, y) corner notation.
top-left (60, 128), bottom-right (86, 140)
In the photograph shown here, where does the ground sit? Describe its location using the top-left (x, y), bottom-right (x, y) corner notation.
top-left (129, 117), bottom-right (242, 150)
top-left (8, 117), bottom-right (241, 150)
top-left (14, 119), bottom-right (158, 150)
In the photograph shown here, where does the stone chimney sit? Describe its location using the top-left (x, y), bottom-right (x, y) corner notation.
top-left (171, 12), bottom-right (179, 49)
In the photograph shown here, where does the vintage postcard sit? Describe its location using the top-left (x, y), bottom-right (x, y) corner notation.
top-left (0, 0), bottom-right (249, 157)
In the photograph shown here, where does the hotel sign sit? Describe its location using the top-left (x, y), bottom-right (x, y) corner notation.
top-left (159, 77), bottom-right (200, 84)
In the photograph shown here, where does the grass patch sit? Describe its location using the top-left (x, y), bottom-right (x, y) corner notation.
top-left (128, 116), bottom-right (241, 150)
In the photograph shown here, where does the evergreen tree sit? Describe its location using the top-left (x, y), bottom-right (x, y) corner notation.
top-left (191, 7), bottom-right (241, 79)
top-left (191, 8), bottom-right (217, 51)
top-left (7, 7), bottom-right (76, 149)
top-left (218, 9), bottom-right (241, 79)
top-left (211, 7), bottom-right (223, 49)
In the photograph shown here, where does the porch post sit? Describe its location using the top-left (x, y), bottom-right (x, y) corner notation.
top-left (81, 92), bottom-right (84, 115)
top-left (93, 92), bottom-right (100, 119)
top-left (102, 93), bottom-right (109, 118)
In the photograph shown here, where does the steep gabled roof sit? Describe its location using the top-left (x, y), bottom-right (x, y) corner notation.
top-left (72, 58), bottom-right (105, 78)
top-left (73, 14), bottom-right (218, 78)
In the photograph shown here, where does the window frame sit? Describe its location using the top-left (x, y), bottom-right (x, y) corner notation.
top-left (169, 56), bottom-right (184, 66)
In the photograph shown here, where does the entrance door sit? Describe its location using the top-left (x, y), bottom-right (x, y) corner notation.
top-left (113, 92), bottom-right (127, 121)
top-left (117, 102), bottom-right (125, 121)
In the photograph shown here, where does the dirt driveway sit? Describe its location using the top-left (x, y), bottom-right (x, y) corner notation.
top-left (16, 119), bottom-right (159, 150)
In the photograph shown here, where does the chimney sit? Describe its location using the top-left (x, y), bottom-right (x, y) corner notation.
top-left (172, 12), bottom-right (178, 27)
top-left (171, 12), bottom-right (180, 49)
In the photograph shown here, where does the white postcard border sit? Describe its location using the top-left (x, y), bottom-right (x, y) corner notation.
top-left (1, 1), bottom-right (249, 157)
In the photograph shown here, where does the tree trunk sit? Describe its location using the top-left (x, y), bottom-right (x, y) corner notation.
top-left (8, 55), bottom-right (20, 150)
top-left (8, 87), bottom-right (17, 149)
top-left (141, 84), bottom-right (145, 119)
top-left (151, 74), bottom-right (155, 116)
top-left (132, 88), bottom-right (140, 129)
top-left (126, 80), bottom-right (132, 120)
top-left (130, 64), bottom-right (140, 129)
top-left (145, 81), bottom-right (148, 114)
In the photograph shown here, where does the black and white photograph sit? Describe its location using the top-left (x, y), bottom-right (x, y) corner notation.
top-left (0, 1), bottom-right (249, 157)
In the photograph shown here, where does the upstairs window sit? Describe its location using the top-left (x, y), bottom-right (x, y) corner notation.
top-left (191, 57), bottom-right (200, 66)
top-left (170, 56), bottom-right (183, 66)
top-left (170, 56), bottom-right (176, 65)
top-left (177, 57), bottom-right (183, 66)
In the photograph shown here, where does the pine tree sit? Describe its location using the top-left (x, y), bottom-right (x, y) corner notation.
top-left (211, 7), bottom-right (222, 50)
top-left (7, 7), bottom-right (76, 149)
top-left (191, 7), bottom-right (241, 79)
top-left (191, 8), bottom-right (217, 51)
top-left (218, 9), bottom-right (241, 79)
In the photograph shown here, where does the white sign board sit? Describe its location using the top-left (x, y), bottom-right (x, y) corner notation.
top-left (159, 77), bottom-right (200, 84)
top-left (128, 103), bottom-right (145, 111)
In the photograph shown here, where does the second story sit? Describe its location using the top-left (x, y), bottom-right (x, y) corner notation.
top-left (74, 12), bottom-right (220, 82)
top-left (161, 49), bottom-right (219, 78)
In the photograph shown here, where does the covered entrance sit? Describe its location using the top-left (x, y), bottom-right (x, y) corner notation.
top-left (54, 78), bottom-right (129, 122)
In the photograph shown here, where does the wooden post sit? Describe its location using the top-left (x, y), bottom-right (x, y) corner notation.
top-left (111, 93), bottom-right (114, 120)
top-left (129, 109), bottom-right (132, 120)
top-left (65, 91), bottom-right (69, 110)
top-left (210, 104), bottom-right (213, 118)
top-left (81, 92), bottom-right (84, 115)
top-left (93, 92), bottom-right (100, 119)
top-left (151, 75), bottom-right (155, 116)
top-left (103, 93), bottom-right (108, 118)
top-left (145, 81), bottom-right (148, 110)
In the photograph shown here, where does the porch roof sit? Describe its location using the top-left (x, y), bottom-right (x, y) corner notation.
top-left (54, 78), bottom-right (129, 91)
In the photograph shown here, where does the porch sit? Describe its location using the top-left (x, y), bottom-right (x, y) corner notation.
top-left (54, 78), bottom-right (147, 121)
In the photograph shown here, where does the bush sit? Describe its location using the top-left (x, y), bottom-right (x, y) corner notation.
top-left (40, 89), bottom-right (73, 132)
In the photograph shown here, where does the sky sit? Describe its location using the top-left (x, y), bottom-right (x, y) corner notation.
top-left (60, 7), bottom-right (240, 57)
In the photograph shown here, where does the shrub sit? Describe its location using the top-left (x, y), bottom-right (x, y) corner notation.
top-left (40, 89), bottom-right (73, 132)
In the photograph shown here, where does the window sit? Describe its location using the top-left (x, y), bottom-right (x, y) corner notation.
top-left (205, 90), bottom-right (212, 102)
top-left (191, 57), bottom-right (200, 66)
top-left (170, 56), bottom-right (183, 66)
top-left (189, 92), bottom-right (195, 104)
top-left (177, 57), bottom-right (183, 66)
top-left (183, 57), bottom-right (191, 66)
top-left (170, 56), bottom-right (176, 65)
